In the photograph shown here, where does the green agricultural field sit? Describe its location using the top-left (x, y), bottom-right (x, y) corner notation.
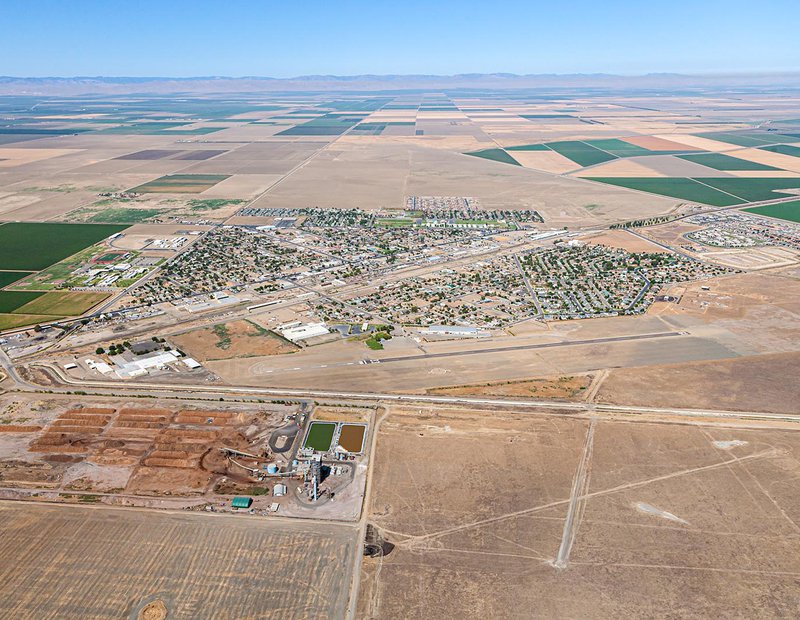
top-left (545, 141), bottom-right (617, 167)
top-left (188, 199), bottom-right (246, 211)
top-left (759, 144), bottom-right (800, 158)
top-left (744, 200), bottom-right (800, 223)
top-left (304, 422), bottom-right (336, 451)
top-left (698, 178), bottom-right (800, 203)
top-left (698, 131), bottom-right (799, 147)
top-left (276, 113), bottom-right (367, 136)
top-left (87, 208), bottom-right (166, 223)
top-left (12, 291), bottom-right (109, 316)
top-left (587, 178), bottom-right (743, 206)
top-left (506, 144), bottom-right (549, 151)
top-left (130, 174), bottom-right (230, 194)
top-left (678, 153), bottom-right (781, 171)
top-left (583, 139), bottom-right (653, 157)
top-left (0, 223), bottom-right (127, 271)
top-left (0, 271), bottom-right (33, 289)
top-left (0, 291), bottom-right (45, 313)
top-left (464, 148), bottom-right (521, 166)
top-left (0, 313), bottom-right (60, 330)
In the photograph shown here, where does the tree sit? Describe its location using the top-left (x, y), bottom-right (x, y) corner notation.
top-left (96, 347), bottom-right (105, 355)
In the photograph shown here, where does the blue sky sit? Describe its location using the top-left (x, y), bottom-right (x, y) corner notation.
top-left (2, 0), bottom-right (799, 77)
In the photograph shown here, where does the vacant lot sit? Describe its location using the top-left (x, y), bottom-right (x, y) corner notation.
top-left (596, 351), bottom-right (800, 414)
top-left (427, 374), bottom-right (591, 399)
top-left (359, 406), bottom-right (800, 618)
top-left (0, 502), bottom-right (356, 619)
top-left (171, 319), bottom-right (299, 361)
top-left (0, 223), bottom-right (127, 271)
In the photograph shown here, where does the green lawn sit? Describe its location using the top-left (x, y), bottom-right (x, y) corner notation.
top-left (0, 223), bottom-right (127, 271)
top-left (304, 422), bottom-right (336, 451)
top-left (744, 200), bottom-right (800, 222)
top-left (463, 148), bottom-right (521, 166)
top-left (678, 153), bottom-right (781, 171)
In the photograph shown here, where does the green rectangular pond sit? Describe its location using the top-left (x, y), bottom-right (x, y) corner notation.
top-left (304, 422), bottom-right (336, 451)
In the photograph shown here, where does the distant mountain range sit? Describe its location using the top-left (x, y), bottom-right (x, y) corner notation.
top-left (1, 72), bottom-right (799, 95)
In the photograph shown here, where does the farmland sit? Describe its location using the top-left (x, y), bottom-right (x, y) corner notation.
top-left (0, 223), bottom-right (127, 270)
top-left (0, 502), bottom-right (356, 619)
top-left (744, 199), bottom-right (800, 223)
top-left (130, 174), bottom-right (230, 193)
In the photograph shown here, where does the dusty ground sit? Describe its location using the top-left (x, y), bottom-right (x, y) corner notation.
top-left (426, 374), bottom-right (591, 399)
top-left (170, 319), bottom-right (299, 361)
top-left (595, 351), bottom-right (800, 413)
top-left (0, 502), bottom-right (356, 619)
top-left (359, 406), bottom-right (800, 618)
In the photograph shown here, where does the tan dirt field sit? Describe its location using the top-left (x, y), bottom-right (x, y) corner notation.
top-left (725, 148), bottom-right (800, 173)
top-left (584, 229), bottom-right (670, 252)
top-left (426, 374), bottom-right (591, 399)
top-left (595, 351), bottom-right (800, 413)
top-left (0, 502), bottom-right (356, 619)
top-left (621, 136), bottom-right (702, 151)
top-left (652, 134), bottom-right (738, 152)
top-left (510, 150), bottom-right (579, 174)
top-left (171, 319), bottom-right (299, 361)
top-left (574, 158), bottom-right (666, 177)
top-left (359, 406), bottom-right (800, 618)
top-left (0, 148), bottom-right (81, 168)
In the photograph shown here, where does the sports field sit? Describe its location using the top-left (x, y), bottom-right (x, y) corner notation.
top-left (130, 174), bottom-right (230, 193)
top-left (0, 223), bottom-right (127, 271)
top-left (304, 421), bottom-right (336, 451)
top-left (744, 199), bottom-right (800, 223)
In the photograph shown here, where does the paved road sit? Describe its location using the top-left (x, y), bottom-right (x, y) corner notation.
top-left (24, 361), bottom-right (800, 423)
top-left (378, 331), bottom-right (683, 364)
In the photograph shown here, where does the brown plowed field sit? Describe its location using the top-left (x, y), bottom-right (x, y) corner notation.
top-left (0, 502), bottom-right (356, 619)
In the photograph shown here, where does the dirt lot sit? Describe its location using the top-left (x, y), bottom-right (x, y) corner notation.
top-left (0, 395), bottom-right (295, 497)
top-left (0, 502), bottom-right (356, 619)
top-left (595, 351), bottom-right (800, 413)
top-left (427, 374), bottom-right (591, 399)
top-left (359, 406), bottom-right (800, 618)
top-left (171, 319), bottom-right (299, 361)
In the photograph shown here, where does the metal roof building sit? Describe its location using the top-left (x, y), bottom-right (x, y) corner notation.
top-left (231, 496), bottom-right (253, 509)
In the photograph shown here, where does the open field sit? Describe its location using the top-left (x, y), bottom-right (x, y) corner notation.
top-left (359, 406), bottom-right (800, 618)
top-left (12, 291), bottom-right (109, 316)
top-left (596, 352), bottom-right (800, 414)
top-left (0, 502), bottom-right (355, 619)
top-left (744, 199), bottom-right (800, 222)
top-left (0, 223), bottom-right (127, 271)
top-left (130, 174), bottom-right (230, 193)
top-left (170, 319), bottom-right (299, 361)
top-left (427, 374), bottom-right (591, 399)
